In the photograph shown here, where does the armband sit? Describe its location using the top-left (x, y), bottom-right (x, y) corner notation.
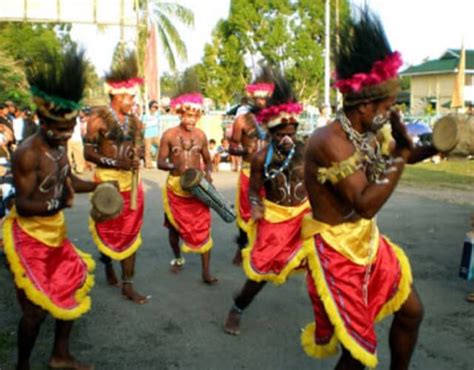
top-left (316, 151), bottom-right (365, 185)
top-left (100, 157), bottom-right (118, 167)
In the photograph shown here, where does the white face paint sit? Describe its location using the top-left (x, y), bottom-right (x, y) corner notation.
top-left (371, 112), bottom-right (390, 132)
top-left (279, 135), bottom-right (294, 146)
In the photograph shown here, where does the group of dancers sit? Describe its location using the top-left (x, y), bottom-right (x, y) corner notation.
top-left (3, 8), bottom-right (442, 370)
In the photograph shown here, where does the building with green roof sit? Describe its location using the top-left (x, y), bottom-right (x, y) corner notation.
top-left (401, 49), bottom-right (474, 115)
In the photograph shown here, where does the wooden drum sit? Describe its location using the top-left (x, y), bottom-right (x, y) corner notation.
top-left (90, 183), bottom-right (123, 222)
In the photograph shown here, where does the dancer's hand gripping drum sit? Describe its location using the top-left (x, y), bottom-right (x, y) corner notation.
top-left (90, 182), bottom-right (124, 222)
top-left (180, 168), bottom-right (237, 223)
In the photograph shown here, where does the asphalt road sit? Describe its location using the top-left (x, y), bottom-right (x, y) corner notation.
top-left (0, 170), bottom-right (473, 370)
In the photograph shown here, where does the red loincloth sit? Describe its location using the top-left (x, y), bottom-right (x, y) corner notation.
top-left (3, 209), bottom-right (94, 320)
top-left (163, 175), bottom-right (212, 253)
top-left (300, 216), bottom-right (412, 368)
top-left (242, 199), bottom-right (310, 284)
top-left (235, 163), bottom-right (252, 233)
top-left (89, 168), bottom-right (144, 261)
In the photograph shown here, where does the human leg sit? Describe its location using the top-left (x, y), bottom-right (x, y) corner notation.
top-left (144, 137), bottom-right (153, 168)
top-left (168, 221), bottom-right (184, 274)
top-left (232, 227), bottom-right (248, 266)
top-left (99, 253), bottom-right (118, 286)
top-left (48, 320), bottom-right (93, 370)
top-left (120, 253), bottom-right (149, 304)
top-left (389, 286), bottom-right (424, 370)
top-left (201, 251), bottom-right (218, 284)
top-left (224, 279), bottom-right (266, 335)
top-left (16, 289), bottom-right (48, 370)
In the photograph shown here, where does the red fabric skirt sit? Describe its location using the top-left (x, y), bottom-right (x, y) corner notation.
top-left (236, 169), bottom-right (251, 231)
top-left (92, 185), bottom-right (144, 260)
top-left (164, 185), bottom-right (212, 253)
top-left (243, 207), bottom-right (309, 284)
top-left (7, 220), bottom-right (94, 319)
top-left (302, 234), bottom-right (412, 367)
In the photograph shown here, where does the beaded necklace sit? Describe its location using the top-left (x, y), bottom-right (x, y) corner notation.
top-left (264, 141), bottom-right (296, 180)
top-left (109, 106), bottom-right (129, 135)
top-left (337, 110), bottom-right (387, 183)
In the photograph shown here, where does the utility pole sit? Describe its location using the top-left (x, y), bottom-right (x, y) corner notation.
top-left (324, 0), bottom-right (331, 108)
top-left (335, 0), bottom-right (342, 110)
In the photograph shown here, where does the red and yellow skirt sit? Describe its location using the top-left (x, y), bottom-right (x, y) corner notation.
top-left (235, 162), bottom-right (252, 233)
top-left (300, 215), bottom-right (412, 368)
top-left (162, 175), bottom-right (212, 254)
top-left (3, 208), bottom-right (94, 320)
top-left (89, 168), bottom-right (144, 261)
top-left (242, 199), bottom-right (310, 285)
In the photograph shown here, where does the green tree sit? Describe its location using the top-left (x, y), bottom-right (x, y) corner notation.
top-left (0, 51), bottom-right (30, 106)
top-left (0, 22), bottom-right (101, 107)
top-left (206, 0), bottom-right (351, 105)
top-left (196, 20), bottom-right (249, 107)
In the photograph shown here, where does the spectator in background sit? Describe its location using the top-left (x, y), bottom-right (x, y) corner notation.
top-left (21, 108), bottom-right (38, 140)
top-left (214, 138), bottom-right (235, 171)
top-left (142, 100), bottom-right (161, 169)
top-left (67, 109), bottom-right (86, 174)
top-left (11, 104), bottom-right (25, 145)
top-left (5, 101), bottom-right (16, 123)
top-left (316, 104), bottom-right (332, 128)
top-left (209, 139), bottom-right (218, 171)
top-left (0, 103), bottom-right (13, 131)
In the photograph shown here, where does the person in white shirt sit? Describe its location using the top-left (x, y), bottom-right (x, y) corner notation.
top-left (12, 106), bottom-right (25, 144)
top-left (67, 110), bottom-right (86, 174)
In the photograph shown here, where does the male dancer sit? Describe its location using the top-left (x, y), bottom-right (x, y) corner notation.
top-left (224, 71), bottom-right (310, 335)
top-left (158, 93), bottom-right (217, 284)
top-left (229, 70), bottom-right (274, 265)
top-left (301, 9), bottom-right (438, 369)
top-left (4, 46), bottom-right (96, 370)
top-left (85, 50), bottom-right (148, 304)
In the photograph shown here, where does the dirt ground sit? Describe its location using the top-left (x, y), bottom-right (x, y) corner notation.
top-left (0, 170), bottom-right (473, 370)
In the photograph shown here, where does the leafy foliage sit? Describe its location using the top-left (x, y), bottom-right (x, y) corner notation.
top-left (0, 22), bottom-right (99, 107)
top-left (197, 0), bottom-right (350, 106)
top-left (0, 51), bottom-right (30, 106)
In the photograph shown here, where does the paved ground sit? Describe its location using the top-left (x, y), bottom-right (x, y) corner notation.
top-left (0, 170), bottom-right (473, 370)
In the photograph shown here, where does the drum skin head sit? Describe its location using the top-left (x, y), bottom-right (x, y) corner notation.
top-left (432, 115), bottom-right (460, 153)
top-left (91, 183), bottom-right (123, 220)
top-left (180, 168), bottom-right (203, 191)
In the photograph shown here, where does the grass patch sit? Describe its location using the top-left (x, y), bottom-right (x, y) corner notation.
top-left (401, 159), bottom-right (474, 188)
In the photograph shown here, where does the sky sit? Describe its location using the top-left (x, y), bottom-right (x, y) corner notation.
top-left (69, 0), bottom-right (474, 76)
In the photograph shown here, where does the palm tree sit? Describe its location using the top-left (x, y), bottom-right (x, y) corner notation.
top-left (135, 0), bottom-right (194, 102)
top-left (143, 0), bottom-right (194, 70)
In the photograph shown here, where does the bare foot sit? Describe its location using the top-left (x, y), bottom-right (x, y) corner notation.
top-left (170, 263), bottom-right (183, 274)
top-left (202, 274), bottom-right (218, 285)
top-left (122, 283), bottom-right (150, 304)
top-left (224, 308), bottom-right (241, 335)
top-left (232, 249), bottom-right (243, 266)
top-left (466, 292), bottom-right (474, 302)
top-left (49, 356), bottom-right (94, 369)
top-left (104, 264), bottom-right (119, 286)
top-left (170, 257), bottom-right (185, 274)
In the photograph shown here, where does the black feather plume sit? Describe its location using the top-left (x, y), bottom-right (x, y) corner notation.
top-left (105, 47), bottom-right (139, 83)
top-left (335, 6), bottom-right (393, 80)
top-left (268, 68), bottom-right (295, 106)
top-left (25, 45), bottom-right (87, 105)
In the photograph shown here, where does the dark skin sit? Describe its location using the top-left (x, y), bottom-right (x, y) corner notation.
top-left (84, 94), bottom-right (149, 305)
top-left (224, 124), bottom-right (306, 335)
top-left (158, 110), bottom-right (217, 284)
top-left (12, 116), bottom-right (97, 370)
top-left (304, 96), bottom-right (436, 370)
top-left (229, 97), bottom-right (268, 265)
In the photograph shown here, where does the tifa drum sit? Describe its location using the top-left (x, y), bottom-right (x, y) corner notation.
top-left (90, 182), bottom-right (123, 222)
